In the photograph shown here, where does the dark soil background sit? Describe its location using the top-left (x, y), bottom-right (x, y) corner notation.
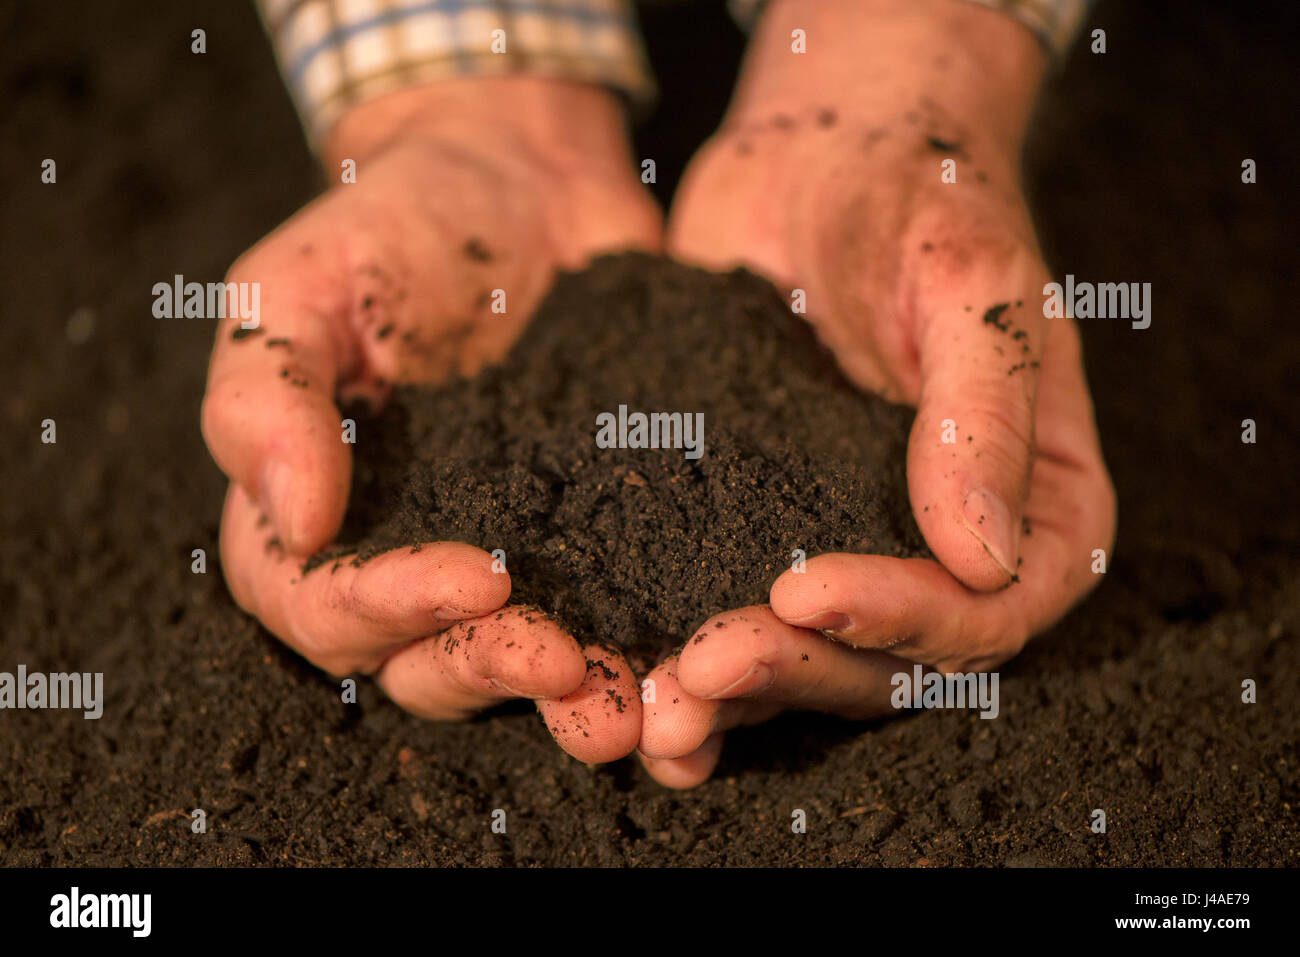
top-left (1, 0), bottom-right (1297, 866)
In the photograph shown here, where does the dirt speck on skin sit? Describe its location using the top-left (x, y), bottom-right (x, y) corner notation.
top-left (311, 255), bottom-right (926, 671)
top-left (982, 303), bottom-right (1012, 332)
top-left (463, 238), bottom-right (493, 262)
top-left (926, 135), bottom-right (962, 153)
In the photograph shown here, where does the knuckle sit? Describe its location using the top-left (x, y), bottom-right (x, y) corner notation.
top-left (936, 613), bottom-right (1025, 675)
top-left (343, 566), bottom-right (387, 624)
top-left (963, 388), bottom-right (1035, 444)
top-left (283, 596), bottom-right (335, 664)
top-left (201, 375), bottom-right (281, 467)
top-left (382, 675), bottom-right (469, 722)
top-left (953, 399), bottom-right (1038, 488)
top-left (199, 381), bottom-right (240, 449)
top-left (976, 394), bottom-right (1035, 447)
top-left (224, 246), bottom-right (263, 286)
top-left (217, 541), bottom-right (255, 616)
top-left (293, 633), bottom-right (376, 679)
top-left (290, 624), bottom-right (330, 665)
top-left (913, 212), bottom-right (1035, 281)
top-left (316, 654), bottom-right (375, 679)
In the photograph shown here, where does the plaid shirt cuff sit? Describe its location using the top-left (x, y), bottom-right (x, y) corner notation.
top-left (729, 0), bottom-right (1093, 58)
top-left (257, 0), bottom-right (657, 146)
top-left (958, 0), bottom-right (1092, 57)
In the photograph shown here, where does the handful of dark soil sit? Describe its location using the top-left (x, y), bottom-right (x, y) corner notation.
top-left (314, 254), bottom-right (924, 671)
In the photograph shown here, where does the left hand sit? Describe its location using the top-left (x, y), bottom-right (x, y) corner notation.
top-left (639, 0), bottom-right (1116, 787)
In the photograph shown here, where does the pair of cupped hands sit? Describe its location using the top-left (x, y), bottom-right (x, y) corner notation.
top-left (203, 9), bottom-right (1114, 788)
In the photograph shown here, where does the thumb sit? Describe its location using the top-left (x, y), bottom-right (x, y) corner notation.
top-left (201, 227), bottom-right (353, 555)
top-left (907, 258), bottom-right (1044, 592)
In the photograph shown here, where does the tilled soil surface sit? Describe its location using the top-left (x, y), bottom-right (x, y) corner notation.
top-left (1, 0), bottom-right (1296, 866)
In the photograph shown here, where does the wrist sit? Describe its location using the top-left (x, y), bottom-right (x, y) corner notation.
top-left (728, 0), bottom-right (1045, 152)
top-left (323, 76), bottom-right (638, 180)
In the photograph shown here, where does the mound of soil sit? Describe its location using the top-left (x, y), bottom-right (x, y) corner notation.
top-left (315, 254), bottom-right (924, 669)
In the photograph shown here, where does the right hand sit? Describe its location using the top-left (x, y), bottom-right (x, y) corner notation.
top-left (202, 78), bottom-right (661, 762)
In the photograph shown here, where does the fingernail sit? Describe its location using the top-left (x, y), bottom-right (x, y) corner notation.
top-left (262, 460), bottom-right (296, 546)
top-left (489, 678), bottom-right (533, 699)
top-left (705, 663), bottom-right (774, 700)
top-left (962, 486), bottom-right (1018, 576)
top-left (435, 606), bottom-right (475, 620)
top-left (786, 611), bottom-right (852, 632)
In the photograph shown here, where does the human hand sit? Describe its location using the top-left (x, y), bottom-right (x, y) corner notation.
top-left (641, 0), bottom-right (1116, 785)
top-left (202, 78), bottom-right (661, 762)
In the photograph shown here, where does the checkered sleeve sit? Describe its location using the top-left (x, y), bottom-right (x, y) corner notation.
top-left (954, 0), bottom-right (1092, 56)
top-left (257, 0), bottom-right (657, 145)
top-left (728, 0), bottom-right (1094, 58)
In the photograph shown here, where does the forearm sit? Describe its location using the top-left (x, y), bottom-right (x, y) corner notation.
top-left (727, 0), bottom-right (1046, 151)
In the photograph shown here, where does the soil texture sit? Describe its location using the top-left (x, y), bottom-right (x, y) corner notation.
top-left (315, 254), bottom-right (923, 671)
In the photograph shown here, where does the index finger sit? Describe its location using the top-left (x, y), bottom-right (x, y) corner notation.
top-left (220, 483), bottom-right (512, 676)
